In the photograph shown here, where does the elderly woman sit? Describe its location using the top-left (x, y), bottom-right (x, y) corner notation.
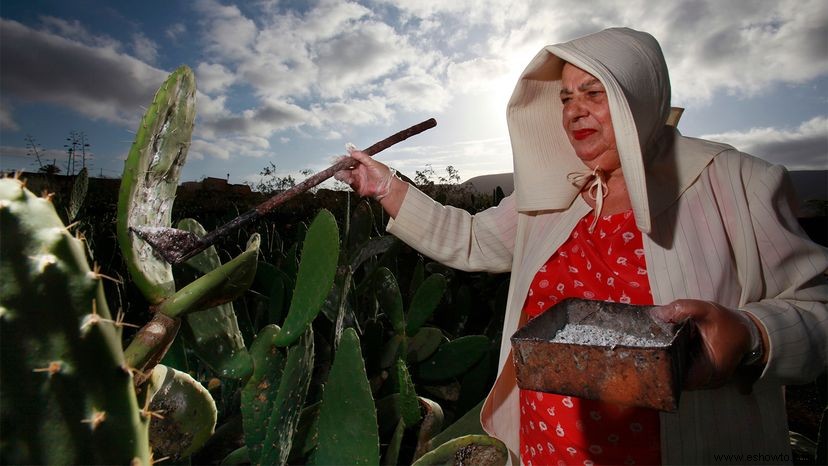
top-left (336, 28), bottom-right (828, 464)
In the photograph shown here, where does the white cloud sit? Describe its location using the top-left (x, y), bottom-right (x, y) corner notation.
top-left (181, 0), bottom-right (442, 150)
top-left (447, 57), bottom-right (512, 95)
top-left (380, 0), bottom-right (828, 104)
top-left (131, 32), bottom-right (159, 64)
top-left (315, 22), bottom-right (415, 98)
top-left (39, 15), bottom-right (121, 49)
top-left (198, 98), bottom-right (316, 145)
top-left (653, 0), bottom-right (828, 104)
top-left (194, 0), bottom-right (258, 62)
top-left (313, 97), bottom-right (394, 127)
top-left (291, 0), bottom-right (372, 43)
top-left (383, 73), bottom-right (451, 112)
top-left (0, 102), bottom-right (19, 131)
top-left (701, 116), bottom-right (828, 169)
top-left (0, 19), bottom-right (167, 126)
top-left (190, 133), bottom-right (272, 161)
top-left (195, 62), bottom-right (236, 94)
top-left (4, 0), bottom-right (827, 178)
top-left (166, 22), bottom-right (187, 40)
top-left (376, 0), bottom-right (526, 27)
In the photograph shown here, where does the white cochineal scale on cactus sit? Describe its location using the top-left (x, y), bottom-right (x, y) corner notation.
top-left (129, 76), bottom-right (194, 285)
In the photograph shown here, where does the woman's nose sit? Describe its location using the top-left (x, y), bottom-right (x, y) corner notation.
top-left (564, 100), bottom-right (588, 122)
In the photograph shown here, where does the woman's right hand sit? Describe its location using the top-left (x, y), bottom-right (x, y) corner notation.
top-left (334, 150), bottom-right (394, 199)
top-left (335, 150), bottom-right (408, 217)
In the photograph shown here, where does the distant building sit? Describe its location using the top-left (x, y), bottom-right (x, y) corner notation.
top-left (180, 177), bottom-right (252, 195)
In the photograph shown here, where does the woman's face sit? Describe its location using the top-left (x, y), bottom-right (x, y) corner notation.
top-left (560, 63), bottom-right (619, 170)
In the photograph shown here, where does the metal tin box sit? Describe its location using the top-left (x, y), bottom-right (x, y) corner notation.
top-left (510, 298), bottom-right (689, 412)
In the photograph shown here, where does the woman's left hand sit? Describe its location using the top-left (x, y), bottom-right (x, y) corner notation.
top-left (649, 299), bottom-right (763, 390)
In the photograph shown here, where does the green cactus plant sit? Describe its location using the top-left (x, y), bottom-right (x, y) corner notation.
top-left (117, 65), bottom-right (196, 304)
top-left (241, 325), bottom-right (286, 464)
top-left (122, 233), bottom-right (259, 376)
top-left (406, 273), bottom-right (447, 336)
top-left (273, 210), bottom-right (340, 347)
top-left (175, 218), bottom-right (253, 381)
top-left (395, 357), bottom-right (421, 427)
top-left (67, 166), bottom-right (88, 223)
top-left (407, 327), bottom-right (446, 363)
top-left (241, 323), bottom-right (315, 466)
top-left (376, 267), bottom-right (405, 336)
top-left (144, 363), bottom-right (217, 460)
top-left (346, 200), bottom-right (375, 253)
top-left (124, 312), bottom-right (182, 384)
top-left (287, 401), bottom-right (322, 463)
top-left (260, 327), bottom-right (315, 465)
top-left (413, 397), bottom-right (444, 460)
top-left (414, 335), bottom-right (490, 383)
top-left (425, 400), bottom-right (486, 453)
top-left (312, 327), bottom-right (379, 465)
top-left (154, 233), bottom-right (260, 318)
top-left (251, 261), bottom-right (292, 330)
top-left (411, 434), bottom-right (508, 466)
top-left (0, 177), bottom-right (150, 465)
top-left (383, 420), bottom-right (406, 466)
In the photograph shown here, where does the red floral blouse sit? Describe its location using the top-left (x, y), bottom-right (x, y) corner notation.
top-left (519, 210), bottom-right (661, 466)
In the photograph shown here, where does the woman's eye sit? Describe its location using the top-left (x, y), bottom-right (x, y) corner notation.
top-left (588, 91), bottom-right (604, 98)
top-left (561, 97), bottom-right (571, 104)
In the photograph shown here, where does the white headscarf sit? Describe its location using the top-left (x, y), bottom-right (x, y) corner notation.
top-left (506, 27), bottom-right (675, 234)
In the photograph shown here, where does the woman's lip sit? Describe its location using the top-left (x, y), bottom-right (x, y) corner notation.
top-left (572, 129), bottom-right (597, 140)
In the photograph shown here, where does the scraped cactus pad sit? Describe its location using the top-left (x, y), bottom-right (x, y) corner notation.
top-left (117, 66), bottom-right (196, 303)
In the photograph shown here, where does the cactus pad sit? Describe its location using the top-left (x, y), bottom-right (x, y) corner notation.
top-left (145, 364), bottom-right (217, 460)
top-left (274, 210), bottom-right (339, 347)
top-left (117, 65), bottom-right (196, 303)
top-left (0, 177), bottom-right (150, 465)
top-left (174, 218), bottom-right (253, 380)
top-left (312, 327), bottom-right (379, 465)
top-left (411, 434), bottom-right (508, 466)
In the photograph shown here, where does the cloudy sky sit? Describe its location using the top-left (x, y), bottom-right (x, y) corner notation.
top-left (1, 0), bottom-right (826, 187)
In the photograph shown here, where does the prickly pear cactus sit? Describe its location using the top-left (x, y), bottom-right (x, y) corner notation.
top-left (414, 335), bottom-right (490, 383)
top-left (242, 325), bottom-right (286, 464)
top-left (312, 327), bottom-right (379, 465)
top-left (155, 233), bottom-right (260, 318)
top-left (0, 177), bottom-right (150, 465)
top-left (412, 434), bottom-right (508, 466)
top-left (144, 364), bottom-right (217, 460)
top-left (406, 273), bottom-right (447, 336)
top-left (274, 209), bottom-right (340, 347)
top-left (117, 65), bottom-right (196, 304)
top-left (260, 327), bottom-right (315, 465)
top-left (176, 218), bottom-right (253, 381)
top-left (67, 166), bottom-right (88, 223)
top-left (241, 324), bottom-right (315, 466)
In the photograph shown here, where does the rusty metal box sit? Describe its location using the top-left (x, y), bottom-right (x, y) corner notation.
top-left (510, 298), bottom-right (690, 412)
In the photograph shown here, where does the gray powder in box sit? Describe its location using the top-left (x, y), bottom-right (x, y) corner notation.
top-left (551, 323), bottom-right (668, 347)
